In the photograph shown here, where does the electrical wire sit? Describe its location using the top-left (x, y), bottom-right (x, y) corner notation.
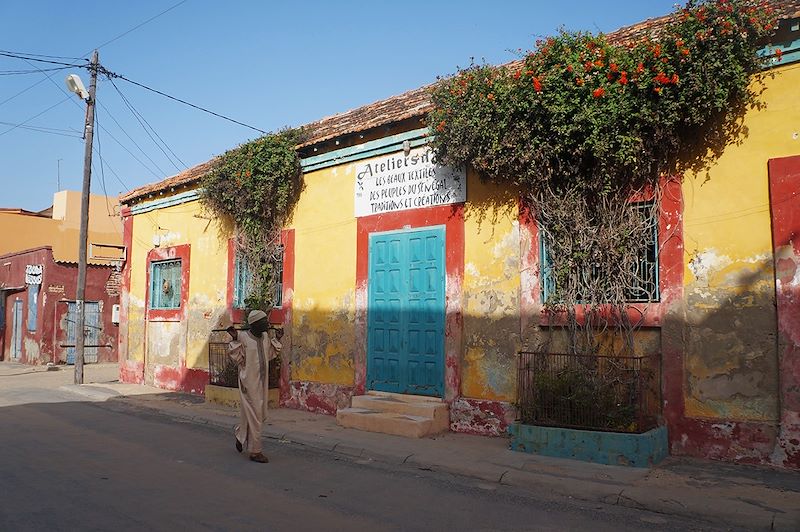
top-left (0, 96), bottom-right (72, 137)
top-left (0, 50), bottom-right (83, 61)
top-left (96, 98), bottom-right (168, 177)
top-left (0, 66), bottom-right (74, 76)
top-left (87, 0), bottom-right (189, 55)
top-left (111, 73), bottom-right (267, 134)
top-left (0, 51), bottom-right (86, 67)
top-left (0, 121), bottom-right (82, 138)
top-left (109, 78), bottom-right (186, 170)
top-left (0, 2), bottom-right (185, 110)
top-left (16, 57), bottom-right (164, 180)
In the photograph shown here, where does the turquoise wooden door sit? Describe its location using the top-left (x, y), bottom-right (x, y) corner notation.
top-left (368, 227), bottom-right (445, 397)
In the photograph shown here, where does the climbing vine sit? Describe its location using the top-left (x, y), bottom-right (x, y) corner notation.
top-left (201, 129), bottom-right (304, 312)
top-left (429, 0), bottom-right (779, 354)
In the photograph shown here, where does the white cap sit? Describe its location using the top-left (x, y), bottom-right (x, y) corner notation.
top-left (247, 310), bottom-right (268, 325)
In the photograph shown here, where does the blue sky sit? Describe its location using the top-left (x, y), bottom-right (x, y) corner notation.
top-left (1, 1), bottom-right (677, 211)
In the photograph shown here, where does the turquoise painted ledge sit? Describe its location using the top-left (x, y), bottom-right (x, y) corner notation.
top-left (508, 422), bottom-right (668, 468)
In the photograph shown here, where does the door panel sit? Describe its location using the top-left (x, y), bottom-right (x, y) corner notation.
top-left (11, 300), bottom-right (23, 360)
top-left (367, 227), bottom-right (445, 397)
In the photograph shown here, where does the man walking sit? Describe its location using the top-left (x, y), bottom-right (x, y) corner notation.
top-left (227, 310), bottom-right (281, 463)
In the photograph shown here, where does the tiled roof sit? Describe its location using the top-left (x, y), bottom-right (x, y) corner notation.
top-left (120, 0), bottom-right (800, 205)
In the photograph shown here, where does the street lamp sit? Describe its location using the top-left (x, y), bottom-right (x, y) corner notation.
top-left (64, 51), bottom-right (98, 385)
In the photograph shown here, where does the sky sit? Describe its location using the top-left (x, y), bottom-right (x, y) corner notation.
top-left (0, 0), bottom-right (678, 212)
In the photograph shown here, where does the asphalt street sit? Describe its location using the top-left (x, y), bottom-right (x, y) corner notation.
top-left (0, 368), bottom-right (732, 531)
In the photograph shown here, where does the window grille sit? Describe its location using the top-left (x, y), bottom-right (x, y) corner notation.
top-left (541, 201), bottom-right (659, 303)
top-left (150, 259), bottom-right (182, 309)
top-left (233, 245), bottom-right (284, 309)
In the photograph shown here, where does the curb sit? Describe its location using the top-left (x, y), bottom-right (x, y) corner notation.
top-left (59, 384), bottom-right (122, 402)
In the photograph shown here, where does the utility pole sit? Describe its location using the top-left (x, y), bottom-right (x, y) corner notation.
top-left (74, 50), bottom-right (99, 385)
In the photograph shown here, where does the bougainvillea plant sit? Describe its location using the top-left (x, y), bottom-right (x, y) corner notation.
top-left (429, 0), bottom-right (779, 354)
top-left (201, 129), bottom-right (304, 312)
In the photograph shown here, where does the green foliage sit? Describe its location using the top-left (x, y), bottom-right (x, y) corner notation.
top-left (429, 0), bottom-right (776, 195)
top-left (428, 0), bottom-right (777, 354)
top-left (201, 129), bottom-right (304, 311)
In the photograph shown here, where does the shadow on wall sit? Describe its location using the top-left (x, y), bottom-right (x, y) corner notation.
top-left (662, 254), bottom-right (795, 467)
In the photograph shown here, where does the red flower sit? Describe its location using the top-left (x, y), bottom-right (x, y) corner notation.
top-left (637, 62), bottom-right (645, 74)
top-left (681, 48), bottom-right (690, 56)
top-left (653, 44), bottom-right (662, 58)
top-left (775, 48), bottom-right (784, 61)
top-left (513, 70), bottom-right (521, 80)
top-left (487, 93), bottom-right (495, 101)
top-left (584, 61), bottom-right (593, 71)
top-left (594, 59), bottom-right (604, 68)
top-left (609, 63), bottom-right (619, 73)
top-left (532, 77), bottom-right (542, 92)
top-left (566, 64), bottom-right (574, 73)
top-left (436, 120), bottom-right (446, 133)
top-left (654, 87), bottom-right (662, 94)
top-left (607, 73), bottom-right (614, 81)
top-left (576, 78), bottom-right (585, 86)
top-left (671, 73), bottom-right (679, 84)
top-left (619, 71), bottom-right (629, 85)
top-left (654, 72), bottom-right (671, 85)
top-left (592, 87), bottom-right (605, 98)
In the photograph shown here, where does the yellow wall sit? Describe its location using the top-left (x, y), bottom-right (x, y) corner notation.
top-left (679, 63), bottom-right (800, 422)
top-left (461, 173), bottom-right (520, 401)
top-left (288, 163), bottom-right (357, 386)
top-left (127, 198), bottom-right (230, 371)
top-left (0, 192), bottom-right (121, 263)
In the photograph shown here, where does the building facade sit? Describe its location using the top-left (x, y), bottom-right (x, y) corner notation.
top-left (0, 191), bottom-right (123, 365)
top-left (118, 8), bottom-right (800, 468)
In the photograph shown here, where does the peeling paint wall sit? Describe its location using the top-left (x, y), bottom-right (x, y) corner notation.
top-left (124, 198), bottom-right (230, 392)
top-left (461, 174), bottom-right (520, 403)
top-left (288, 163), bottom-right (357, 387)
top-left (667, 63), bottom-right (800, 466)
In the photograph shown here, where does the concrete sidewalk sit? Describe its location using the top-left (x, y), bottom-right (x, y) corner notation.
top-left (62, 380), bottom-right (800, 531)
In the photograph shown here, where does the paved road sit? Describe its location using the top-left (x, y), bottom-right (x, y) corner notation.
top-left (0, 367), bottom-right (727, 531)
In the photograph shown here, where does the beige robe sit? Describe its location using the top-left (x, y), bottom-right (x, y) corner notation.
top-left (228, 330), bottom-right (281, 454)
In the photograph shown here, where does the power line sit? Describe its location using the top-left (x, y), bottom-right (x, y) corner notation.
top-left (0, 2), bottom-right (186, 111)
top-left (110, 78), bottom-right (186, 171)
top-left (14, 56), bottom-right (164, 180)
top-left (0, 50), bottom-right (83, 61)
top-left (0, 120), bottom-right (82, 138)
top-left (88, 0), bottom-right (189, 54)
top-left (0, 96), bottom-right (72, 137)
top-left (0, 50), bottom-right (86, 67)
top-left (0, 77), bottom-right (49, 108)
top-left (111, 73), bottom-right (267, 134)
top-left (96, 97), bottom-right (168, 177)
top-left (0, 66), bottom-right (74, 76)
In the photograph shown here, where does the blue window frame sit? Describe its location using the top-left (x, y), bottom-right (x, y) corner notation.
top-left (149, 259), bottom-right (182, 309)
top-left (541, 201), bottom-right (659, 303)
top-left (233, 246), bottom-right (284, 309)
top-left (233, 253), bottom-right (252, 310)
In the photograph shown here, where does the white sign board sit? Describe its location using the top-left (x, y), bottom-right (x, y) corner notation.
top-left (25, 264), bottom-right (43, 285)
top-left (354, 147), bottom-right (466, 217)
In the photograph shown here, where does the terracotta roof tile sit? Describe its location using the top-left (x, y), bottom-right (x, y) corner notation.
top-left (121, 0), bottom-right (800, 205)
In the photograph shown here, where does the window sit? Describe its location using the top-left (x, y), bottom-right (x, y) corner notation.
top-left (150, 259), bottom-right (182, 309)
top-left (233, 253), bottom-right (252, 310)
top-left (233, 246), bottom-right (284, 309)
top-left (541, 201), bottom-right (659, 303)
top-left (27, 283), bottom-right (39, 332)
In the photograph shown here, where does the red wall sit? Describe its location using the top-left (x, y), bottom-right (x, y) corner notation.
top-left (0, 247), bottom-right (119, 364)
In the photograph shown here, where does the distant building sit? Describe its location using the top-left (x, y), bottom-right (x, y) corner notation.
top-left (0, 191), bottom-right (124, 365)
